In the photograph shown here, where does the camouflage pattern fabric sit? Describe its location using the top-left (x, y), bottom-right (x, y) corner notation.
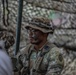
top-left (25, 17), bottom-right (54, 34)
top-left (0, 31), bottom-right (15, 50)
top-left (59, 49), bottom-right (76, 75)
top-left (16, 41), bottom-right (64, 75)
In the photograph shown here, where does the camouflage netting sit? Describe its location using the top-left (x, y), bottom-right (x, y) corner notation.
top-left (0, 0), bottom-right (76, 74)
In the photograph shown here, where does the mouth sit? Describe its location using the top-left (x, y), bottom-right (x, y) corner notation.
top-left (29, 37), bottom-right (38, 42)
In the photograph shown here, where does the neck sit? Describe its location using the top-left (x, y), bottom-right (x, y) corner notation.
top-left (34, 39), bottom-right (47, 50)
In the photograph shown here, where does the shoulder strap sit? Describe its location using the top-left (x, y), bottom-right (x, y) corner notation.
top-left (33, 43), bottom-right (56, 72)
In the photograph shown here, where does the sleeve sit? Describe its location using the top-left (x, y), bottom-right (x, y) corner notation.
top-left (15, 53), bottom-right (28, 71)
top-left (15, 53), bottom-right (30, 75)
top-left (14, 48), bottom-right (27, 72)
top-left (46, 47), bottom-right (64, 75)
top-left (15, 54), bottom-right (24, 71)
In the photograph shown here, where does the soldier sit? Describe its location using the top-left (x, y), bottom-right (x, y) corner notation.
top-left (14, 17), bottom-right (64, 75)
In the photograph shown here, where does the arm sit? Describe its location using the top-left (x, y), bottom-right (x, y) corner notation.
top-left (46, 47), bottom-right (64, 75)
top-left (13, 54), bottom-right (29, 75)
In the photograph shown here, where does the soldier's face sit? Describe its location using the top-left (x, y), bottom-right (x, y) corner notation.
top-left (27, 28), bottom-right (46, 44)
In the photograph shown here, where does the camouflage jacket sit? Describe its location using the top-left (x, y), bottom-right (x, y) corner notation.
top-left (16, 42), bottom-right (64, 75)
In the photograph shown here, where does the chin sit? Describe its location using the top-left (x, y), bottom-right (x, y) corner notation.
top-left (29, 39), bottom-right (35, 44)
top-left (30, 41), bottom-right (37, 44)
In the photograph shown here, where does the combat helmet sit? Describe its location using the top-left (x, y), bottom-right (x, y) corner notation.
top-left (25, 17), bottom-right (55, 33)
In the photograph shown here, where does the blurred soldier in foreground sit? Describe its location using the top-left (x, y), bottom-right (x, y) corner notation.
top-left (0, 40), bottom-right (13, 75)
top-left (14, 17), bottom-right (64, 75)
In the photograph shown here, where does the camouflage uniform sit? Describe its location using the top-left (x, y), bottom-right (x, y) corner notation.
top-left (16, 42), bottom-right (64, 75)
top-left (14, 17), bottom-right (64, 75)
top-left (52, 36), bottom-right (76, 75)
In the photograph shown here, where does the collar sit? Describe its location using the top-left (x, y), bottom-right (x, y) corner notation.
top-left (30, 41), bottom-right (50, 52)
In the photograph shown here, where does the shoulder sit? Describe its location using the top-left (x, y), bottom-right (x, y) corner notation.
top-left (17, 44), bottom-right (32, 58)
top-left (46, 42), bottom-right (64, 63)
top-left (49, 41), bottom-right (60, 50)
top-left (50, 46), bottom-right (61, 54)
top-left (44, 42), bottom-right (62, 59)
top-left (46, 41), bottom-right (61, 54)
top-left (49, 47), bottom-right (64, 66)
top-left (47, 42), bottom-right (62, 57)
top-left (48, 46), bottom-right (61, 60)
top-left (21, 44), bottom-right (32, 53)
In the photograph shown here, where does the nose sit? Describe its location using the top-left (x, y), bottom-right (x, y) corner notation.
top-left (28, 30), bottom-right (36, 38)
